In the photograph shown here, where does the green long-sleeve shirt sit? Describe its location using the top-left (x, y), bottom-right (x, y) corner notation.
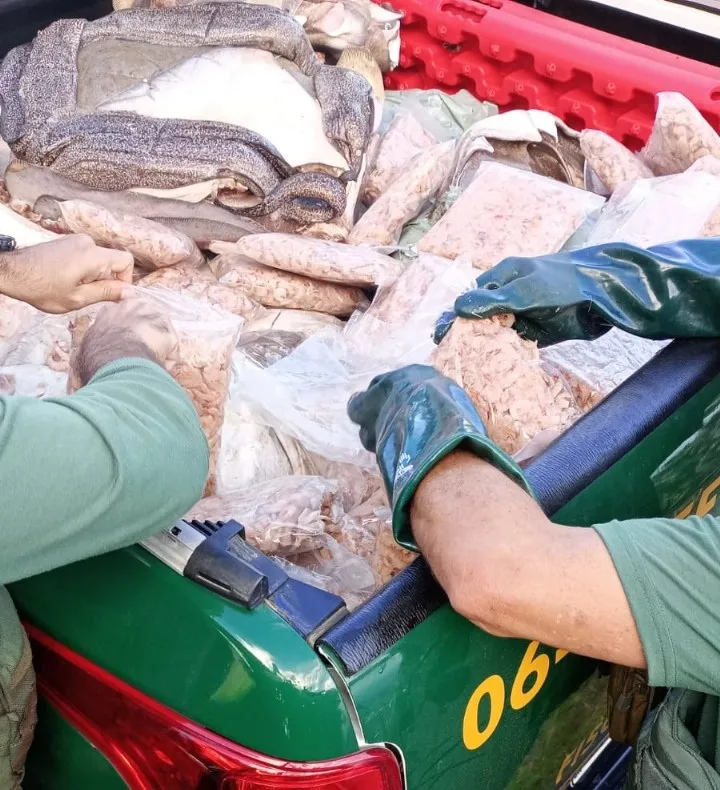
top-left (0, 357), bottom-right (209, 583)
top-left (595, 516), bottom-right (720, 790)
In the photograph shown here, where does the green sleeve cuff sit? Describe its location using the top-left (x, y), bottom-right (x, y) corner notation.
top-left (392, 433), bottom-right (533, 552)
top-left (593, 521), bottom-right (675, 688)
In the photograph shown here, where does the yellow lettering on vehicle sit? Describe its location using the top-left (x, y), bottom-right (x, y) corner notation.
top-left (462, 674), bottom-right (505, 750)
top-left (674, 475), bottom-right (720, 519)
top-left (463, 643), bottom-right (573, 751)
top-left (511, 641), bottom-right (550, 710)
top-left (697, 474), bottom-right (720, 517)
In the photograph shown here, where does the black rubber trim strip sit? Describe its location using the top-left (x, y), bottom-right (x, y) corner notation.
top-left (318, 338), bottom-right (720, 676)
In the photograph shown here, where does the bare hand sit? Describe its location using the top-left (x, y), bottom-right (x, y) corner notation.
top-left (0, 235), bottom-right (134, 313)
top-left (75, 300), bottom-right (178, 386)
top-left (91, 300), bottom-right (179, 364)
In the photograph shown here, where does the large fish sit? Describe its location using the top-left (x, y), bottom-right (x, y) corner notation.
top-left (0, 3), bottom-right (374, 222)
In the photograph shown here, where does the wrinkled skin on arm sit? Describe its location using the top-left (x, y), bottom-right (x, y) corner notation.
top-left (411, 451), bottom-right (647, 668)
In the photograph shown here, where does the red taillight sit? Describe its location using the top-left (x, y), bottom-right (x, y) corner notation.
top-left (26, 625), bottom-right (403, 790)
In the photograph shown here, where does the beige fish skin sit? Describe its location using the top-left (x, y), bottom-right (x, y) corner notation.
top-left (6, 160), bottom-right (267, 243)
top-left (314, 66), bottom-right (375, 180)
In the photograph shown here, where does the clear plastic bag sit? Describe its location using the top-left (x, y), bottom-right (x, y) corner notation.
top-left (137, 263), bottom-right (264, 321)
top-left (584, 170), bottom-right (720, 248)
top-left (210, 249), bottom-right (367, 316)
top-left (348, 141), bottom-right (456, 247)
top-left (43, 199), bottom-right (203, 269)
top-left (186, 476), bottom-right (345, 557)
top-left (233, 233), bottom-right (404, 287)
top-left (239, 256), bottom-right (473, 465)
top-left (275, 534), bottom-right (377, 611)
top-left (243, 308), bottom-right (342, 337)
top-left (216, 329), bottom-right (317, 492)
top-left (68, 287), bottom-right (242, 495)
top-left (0, 364), bottom-right (68, 397)
top-left (580, 130), bottom-right (653, 193)
top-left (343, 253), bottom-right (475, 360)
top-left (418, 162), bottom-right (604, 271)
top-left (431, 316), bottom-right (582, 455)
top-left (641, 92), bottom-right (720, 176)
top-left (361, 112), bottom-right (438, 204)
top-left (540, 329), bottom-right (670, 401)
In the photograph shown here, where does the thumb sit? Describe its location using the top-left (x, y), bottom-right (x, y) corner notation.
top-left (454, 287), bottom-right (517, 320)
top-left (72, 279), bottom-right (135, 309)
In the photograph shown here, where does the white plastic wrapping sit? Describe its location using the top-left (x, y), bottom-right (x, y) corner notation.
top-left (541, 329), bottom-right (670, 401)
top-left (238, 256), bottom-right (474, 465)
top-left (0, 364), bottom-right (68, 397)
top-left (585, 170), bottom-right (720, 248)
top-left (277, 534), bottom-right (377, 611)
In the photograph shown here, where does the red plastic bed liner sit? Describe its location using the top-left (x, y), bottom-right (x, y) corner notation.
top-left (386, 0), bottom-right (720, 145)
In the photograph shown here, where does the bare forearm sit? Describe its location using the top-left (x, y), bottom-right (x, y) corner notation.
top-left (411, 451), bottom-right (646, 668)
top-left (75, 324), bottom-right (158, 386)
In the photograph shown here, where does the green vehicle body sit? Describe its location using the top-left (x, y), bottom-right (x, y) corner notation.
top-left (10, 336), bottom-right (720, 789)
top-left (2, 6), bottom-right (720, 788)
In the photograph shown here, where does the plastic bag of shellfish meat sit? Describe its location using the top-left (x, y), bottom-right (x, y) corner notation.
top-left (274, 533), bottom-right (377, 611)
top-left (580, 130), bottom-right (653, 195)
top-left (640, 92), bottom-right (720, 176)
top-left (349, 140), bottom-right (456, 246)
top-left (0, 364), bottom-right (68, 398)
top-left (431, 316), bottom-right (585, 456)
top-left (68, 286), bottom-right (242, 496)
top-left (361, 112), bottom-right (439, 204)
top-left (216, 329), bottom-right (317, 492)
top-left (418, 162), bottom-right (605, 271)
top-left (137, 262), bottom-right (265, 322)
top-left (238, 256), bottom-right (473, 465)
top-left (584, 170), bottom-right (720, 248)
top-left (186, 476), bottom-right (345, 557)
top-left (540, 329), bottom-right (671, 406)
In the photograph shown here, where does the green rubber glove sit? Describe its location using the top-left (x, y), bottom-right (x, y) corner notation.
top-left (435, 239), bottom-right (720, 347)
top-left (347, 364), bottom-right (531, 551)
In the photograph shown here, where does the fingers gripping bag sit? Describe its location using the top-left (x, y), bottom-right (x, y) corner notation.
top-left (68, 287), bottom-right (242, 495)
top-left (186, 476), bottom-right (344, 557)
top-left (418, 162), bottom-right (604, 270)
top-left (432, 316), bottom-right (583, 455)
